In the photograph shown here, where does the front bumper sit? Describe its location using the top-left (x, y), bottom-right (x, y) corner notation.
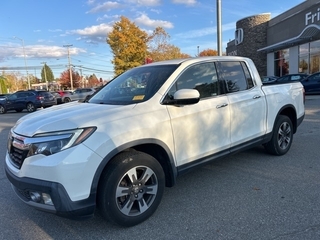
top-left (5, 163), bottom-right (96, 219)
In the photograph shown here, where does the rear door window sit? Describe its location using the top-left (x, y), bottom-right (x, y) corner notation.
top-left (17, 92), bottom-right (27, 98)
top-left (309, 73), bottom-right (320, 81)
top-left (216, 61), bottom-right (254, 93)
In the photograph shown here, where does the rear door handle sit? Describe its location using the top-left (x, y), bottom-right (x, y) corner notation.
top-left (253, 95), bottom-right (261, 99)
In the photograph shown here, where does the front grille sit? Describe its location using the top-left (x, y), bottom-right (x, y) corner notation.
top-left (9, 147), bottom-right (29, 169)
top-left (7, 132), bottom-right (29, 169)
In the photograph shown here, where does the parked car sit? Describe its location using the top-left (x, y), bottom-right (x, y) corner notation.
top-left (51, 91), bottom-right (63, 104)
top-left (61, 88), bottom-right (96, 103)
top-left (5, 56), bottom-right (305, 227)
top-left (0, 93), bottom-right (10, 100)
top-left (276, 73), bottom-right (309, 83)
top-left (0, 90), bottom-right (56, 114)
top-left (300, 71), bottom-right (320, 94)
top-left (261, 76), bottom-right (279, 83)
top-left (56, 90), bottom-right (73, 103)
top-left (83, 86), bottom-right (105, 102)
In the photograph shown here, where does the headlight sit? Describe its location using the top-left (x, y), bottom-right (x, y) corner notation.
top-left (26, 127), bottom-right (96, 157)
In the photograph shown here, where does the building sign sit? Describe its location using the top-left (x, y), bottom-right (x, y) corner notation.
top-left (227, 50), bottom-right (237, 56)
top-left (235, 28), bottom-right (244, 45)
top-left (305, 8), bottom-right (320, 25)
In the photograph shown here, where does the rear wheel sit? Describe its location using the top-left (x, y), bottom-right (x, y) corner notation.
top-left (97, 151), bottom-right (165, 227)
top-left (64, 97), bottom-right (71, 103)
top-left (26, 103), bottom-right (36, 112)
top-left (264, 115), bottom-right (293, 155)
top-left (0, 105), bottom-right (6, 114)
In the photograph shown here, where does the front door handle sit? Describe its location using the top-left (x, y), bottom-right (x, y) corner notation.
top-left (216, 103), bottom-right (228, 109)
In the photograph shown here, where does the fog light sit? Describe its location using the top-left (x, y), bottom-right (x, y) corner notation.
top-left (30, 191), bottom-right (41, 203)
top-left (42, 193), bottom-right (53, 205)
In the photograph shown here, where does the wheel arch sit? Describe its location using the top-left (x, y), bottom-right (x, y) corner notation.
top-left (26, 101), bottom-right (35, 106)
top-left (64, 97), bottom-right (71, 102)
top-left (276, 104), bottom-right (298, 133)
top-left (91, 139), bottom-right (177, 199)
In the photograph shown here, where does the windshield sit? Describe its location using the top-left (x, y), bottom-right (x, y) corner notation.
top-left (89, 64), bottom-right (179, 105)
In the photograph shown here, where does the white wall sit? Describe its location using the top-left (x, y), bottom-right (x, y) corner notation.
top-left (267, 53), bottom-right (274, 76)
top-left (289, 46), bottom-right (299, 74)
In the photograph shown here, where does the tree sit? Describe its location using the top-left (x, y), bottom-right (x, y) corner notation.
top-left (107, 16), bottom-right (149, 76)
top-left (87, 74), bottom-right (100, 87)
top-left (59, 69), bottom-right (81, 89)
top-left (299, 59), bottom-right (308, 73)
top-left (2, 72), bottom-right (26, 91)
top-left (147, 27), bottom-right (191, 62)
top-left (0, 76), bottom-right (7, 93)
top-left (41, 64), bottom-right (54, 83)
top-left (199, 49), bottom-right (218, 56)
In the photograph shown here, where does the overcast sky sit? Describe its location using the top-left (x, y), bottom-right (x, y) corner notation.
top-left (0, 0), bottom-right (304, 80)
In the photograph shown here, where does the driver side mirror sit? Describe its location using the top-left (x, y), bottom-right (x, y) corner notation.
top-left (165, 89), bottom-right (200, 105)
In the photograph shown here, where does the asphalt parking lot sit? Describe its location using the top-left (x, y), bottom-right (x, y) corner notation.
top-left (0, 95), bottom-right (319, 240)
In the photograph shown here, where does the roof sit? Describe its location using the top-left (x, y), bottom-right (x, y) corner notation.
top-left (140, 56), bottom-right (252, 67)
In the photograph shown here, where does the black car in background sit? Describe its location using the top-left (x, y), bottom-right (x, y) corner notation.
top-left (0, 90), bottom-right (57, 114)
top-left (261, 76), bottom-right (279, 84)
top-left (300, 72), bottom-right (320, 94)
top-left (275, 73), bottom-right (309, 83)
top-left (0, 93), bottom-right (10, 99)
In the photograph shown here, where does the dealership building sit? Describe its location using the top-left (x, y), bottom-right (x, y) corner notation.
top-left (226, 0), bottom-right (320, 77)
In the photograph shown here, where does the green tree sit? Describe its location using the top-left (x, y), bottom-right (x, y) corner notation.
top-left (147, 27), bottom-right (191, 62)
top-left (107, 16), bottom-right (148, 75)
top-left (41, 64), bottom-right (54, 82)
top-left (0, 76), bottom-right (7, 93)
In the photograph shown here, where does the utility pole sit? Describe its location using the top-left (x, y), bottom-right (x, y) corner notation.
top-left (41, 62), bottom-right (48, 90)
top-left (217, 0), bottom-right (222, 56)
top-left (14, 37), bottom-right (31, 89)
top-left (78, 66), bottom-right (84, 88)
top-left (63, 44), bottom-right (73, 90)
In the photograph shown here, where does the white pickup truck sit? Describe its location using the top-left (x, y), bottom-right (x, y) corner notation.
top-left (5, 56), bottom-right (305, 227)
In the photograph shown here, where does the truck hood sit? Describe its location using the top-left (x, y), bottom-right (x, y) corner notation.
top-left (13, 101), bottom-right (137, 137)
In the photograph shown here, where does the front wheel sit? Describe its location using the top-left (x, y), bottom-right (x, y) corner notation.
top-left (264, 115), bottom-right (293, 155)
top-left (97, 151), bottom-right (165, 227)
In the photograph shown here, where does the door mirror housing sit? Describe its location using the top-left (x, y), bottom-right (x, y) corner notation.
top-left (171, 89), bottom-right (200, 105)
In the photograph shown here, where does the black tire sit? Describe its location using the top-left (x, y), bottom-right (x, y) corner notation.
top-left (15, 109), bottom-right (23, 112)
top-left (264, 115), bottom-right (293, 156)
top-left (0, 105), bottom-right (6, 114)
top-left (26, 103), bottom-right (36, 112)
top-left (97, 151), bottom-right (165, 227)
top-left (64, 97), bottom-right (71, 103)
